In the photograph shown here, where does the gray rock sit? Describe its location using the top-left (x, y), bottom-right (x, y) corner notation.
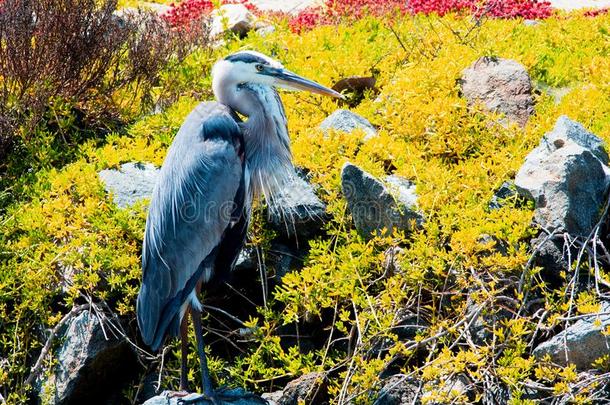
top-left (530, 233), bottom-right (570, 274)
top-left (255, 22), bottom-right (276, 36)
top-left (477, 233), bottom-right (509, 257)
top-left (422, 374), bottom-right (472, 403)
top-left (267, 174), bottom-right (328, 240)
top-left (374, 375), bottom-right (420, 405)
top-left (276, 372), bottom-right (328, 405)
top-left (262, 391), bottom-right (284, 405)
top-left (392, 309), bottom-right (428, 341)
top-left (341, 163), bottom-right (424, 239)
top-left (523, 19), bottom-right (540, 26)
top-left (210, 4), bottom-right (255, 38)
top-left (383, 246), bottom-right (404, 277)
top-left (235, 247), bottom-right (257, 272)
top-left (467, 300), bottom-right (510, 345)
top-left (460, 57), bottom-right (534, 127)
top-left (98, 162), bottom-right (159, 208)
top-left (319, 109), bottom-right (377, 141)
top-left (518, 116), bottom-right (608, 174)
top-left (40, 311), bottom-right (136, 405)
top-left (516, 140), bottom-right (607, 236)
top-left (268, 243), bottom-right (300, 283)
top-left (488, 181), bottom-right (518, 210)
top-left (143, 389), bottom-right (267, 404)
top-left (533, 301), bottom-right (610, 370)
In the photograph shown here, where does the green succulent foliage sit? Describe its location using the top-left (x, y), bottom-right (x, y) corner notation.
top-left (2, 9), bottom-right (610, 405)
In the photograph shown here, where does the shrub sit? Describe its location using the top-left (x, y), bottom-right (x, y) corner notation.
top-left (0, 0), bottom-right (202, 192)
top-left (289, 0), bottom-right (553, 32)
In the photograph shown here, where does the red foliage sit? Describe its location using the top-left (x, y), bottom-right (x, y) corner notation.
top-left (290, 0), bottom-right (553, 32)
top-left (162, 0), bottom-right (258, 28)
top-left (583, 7), bottom-right (609, 17)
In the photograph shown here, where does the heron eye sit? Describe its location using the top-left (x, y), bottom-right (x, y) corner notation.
top-left (255, 64), bottom-right (264, 72)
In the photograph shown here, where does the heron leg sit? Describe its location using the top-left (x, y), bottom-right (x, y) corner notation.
top-left (179, 312), bottom-right (190, 392)
top-left (191, 308), bottom-right (215, 397)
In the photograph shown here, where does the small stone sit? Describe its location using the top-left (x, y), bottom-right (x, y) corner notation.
top-left (391, 309), bottom-right (428, 341)
top-left (535, 82), bottom-right (571, 105)
top-left (383, 246), bottom-right (404, 277)
top-left (422, 374), bottom-right (472, 404)
top-left (210, 4), bottom-right (255, 38)
top-left (460, 57), bottom-right (534, 127)
top-left (341, 163), bottom-right (424, 240)
top-left (98, 162), bottom-right (159, 209)
top-left (523, 19), bottom-right (540, 26)
top-left (477, 234), bottom-right (509, 257)
top-left (234, 247), bottom-right (257, 272)
top-left (467, 300), bottom-right (511, 345)
top-left (262, 391), bottom-right (284, 405)
top-left (533, 301), bottom-right (610, 370)
top-left (488, 181), bottom-right (518, 210)
top-left (320, 109), bottom-right (377, 141)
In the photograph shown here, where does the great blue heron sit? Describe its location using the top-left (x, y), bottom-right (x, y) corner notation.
top-left (136, 50), bottom-right (342, 403)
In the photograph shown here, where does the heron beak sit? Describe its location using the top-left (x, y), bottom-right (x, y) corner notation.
top-left (265, 67), bottom-right (345, 99)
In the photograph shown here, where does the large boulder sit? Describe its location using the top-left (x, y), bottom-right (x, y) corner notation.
top-left (40, 311), bottom-right (137, 405)
top-left (341, 163), bottom-right (424, 239)
top-left (267, 174), bottom-right (328, 240)
top-left (320, 109), bottom-right (377, 141)
top-left (460, 57), bottom-right (534, 127)
top-left (533, 301), bottom-right (610, 370)
top-left (98, 162), bottom-right (159, 209)
top-left (210, 4), bottom-right (255, 38)
top-left (515, 117), bottom-right (609, 236)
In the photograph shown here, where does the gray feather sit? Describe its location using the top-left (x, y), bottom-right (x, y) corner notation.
top-left (137, 102), bottom-right (245, 350)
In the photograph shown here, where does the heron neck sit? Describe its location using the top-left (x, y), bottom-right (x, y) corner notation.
top-left (239, 84), bottom-right (294, 204)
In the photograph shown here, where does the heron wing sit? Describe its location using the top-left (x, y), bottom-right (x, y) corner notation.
top-left (137, 102), bottom-right (245, 350)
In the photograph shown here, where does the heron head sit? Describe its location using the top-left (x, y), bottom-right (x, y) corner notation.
top-left (212, 51), bottom-right (343, 100)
